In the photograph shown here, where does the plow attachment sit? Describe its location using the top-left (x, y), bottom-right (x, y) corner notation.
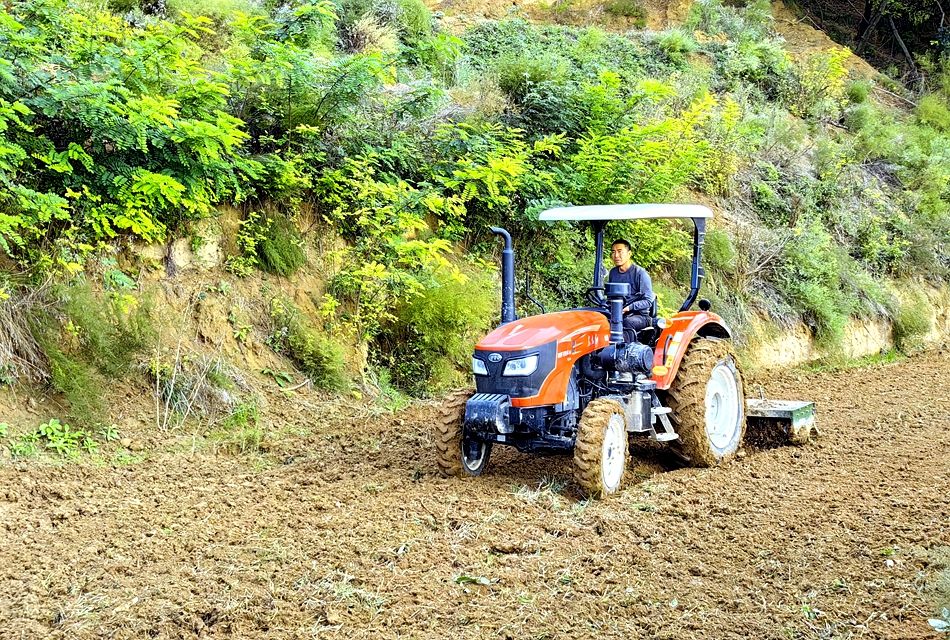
top-left (745, 399), bottom-right (817, 448)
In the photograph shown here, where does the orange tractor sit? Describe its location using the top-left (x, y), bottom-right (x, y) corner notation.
top-left (436, 205), bottom-right (814, 496)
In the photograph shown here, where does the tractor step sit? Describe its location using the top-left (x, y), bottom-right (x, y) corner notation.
top-left (654, 432), bottom-right (679, 442)
top-left (651, 407), bottom-right (671, 415)
top-left (745, 399), bottom-right (817, 448)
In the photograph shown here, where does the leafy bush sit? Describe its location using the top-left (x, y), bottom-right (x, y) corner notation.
top-left (60, 282), bottom-right (155, 377)
top-left (846, 80), bottom-right (871, 104)
top-left (704, 228), bottom-right (737, 273)
top-left (44, 345), bottom-right (107, 429)
top-left (495, 53), bottom-right (569, 103)
top-left (340, 14), bottom-right (400, 54)
top-left (686, 0), bottom-right (772, 42)
top-left (0, 1), bottom-right (260, 267)
top-left (565, 93), bottom-right (717, 206)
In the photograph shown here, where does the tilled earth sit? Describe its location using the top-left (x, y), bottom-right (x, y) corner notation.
top-left (1, 352), bottom-right (948, 639)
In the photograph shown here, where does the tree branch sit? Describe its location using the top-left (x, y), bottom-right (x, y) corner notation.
top-left (888, 17), bottom-right (922, 90)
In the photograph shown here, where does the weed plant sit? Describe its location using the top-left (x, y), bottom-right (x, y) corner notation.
top-left (210, 401), bottom-right (263, 454)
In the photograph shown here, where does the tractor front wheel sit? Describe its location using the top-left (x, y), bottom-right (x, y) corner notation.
top-left (573, 398), bottom-right (629, 498)
top-left (666, 339), bottom-right (746, 467)
top-left (435, 390), bottom-right (492, 477)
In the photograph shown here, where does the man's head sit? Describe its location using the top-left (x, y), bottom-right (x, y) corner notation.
top-left (610, 239), bottom-right (632, 268)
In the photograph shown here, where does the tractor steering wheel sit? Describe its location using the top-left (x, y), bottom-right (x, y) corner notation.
top-left (585, 286), bottom-right (608, 309)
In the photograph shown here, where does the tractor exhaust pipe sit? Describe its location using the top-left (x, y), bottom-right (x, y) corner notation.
top-left (490, 227), bottom-right (516, 324)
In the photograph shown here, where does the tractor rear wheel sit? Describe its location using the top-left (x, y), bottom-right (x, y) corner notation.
top-left (666, 339), bottom-right (746, 467)
top-left (573, 398), bottom-right (628, 498)
top-left (435, 390), bottom-right (492, 477)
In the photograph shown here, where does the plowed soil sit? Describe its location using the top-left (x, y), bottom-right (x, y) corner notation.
top-left (1, 351), bottom-right (948, 639)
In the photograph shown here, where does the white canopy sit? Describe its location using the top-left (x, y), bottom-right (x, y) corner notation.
top-left (538, 204), bottom-right (713, 221)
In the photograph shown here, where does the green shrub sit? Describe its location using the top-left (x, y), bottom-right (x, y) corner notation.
top-left (61, 282), bottom-right (155, 377)
top-left (336, 0), bottom-right (431, 46)
top-left (45, 345), bottom-right (107, 429)
top-left (394, 0), bottom-right (432, 44)
top-left (378, 268), bottom-right (495, 395)
top-left (653, 280), bottom-right (687, 318)
top-left (893, 291), bottom-right (932, 353)
top-left (844, 103), bottom-right (873, 132)
top-left (686, 0), bottom-right (771, 42)
top-left (287, 327), bottom-right (349, 391)
top-left (495, 53), bottom-right (569, 103)
top-left (270, 298), bottom-right (348, 391)
top-left (784, 48), bottom-right (851, 121)
top-left (777, 222), bottom-right (854, 348)
top-left (603, 0), bottom-right (646, 24)
top-left (846, 80), bottom-right (871, 104)
top-left (258, 215), bottom-right (307, 277)
top-left (227, 210), bottom-right (306, 277)
top-left (916, 94), bottom-right (950, 132)
top-left (704, 228), bottom-right (737, 273)
top-left (166, 0), bottom-right (263, 20)
top-left (655, 29), bottom-right (698, 64)
top-left (29, 282), bottom-right (154, 427)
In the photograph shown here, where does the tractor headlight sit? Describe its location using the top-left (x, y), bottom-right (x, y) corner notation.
top-left (503, 354), bottom-right (539, 377)
top-left (472, 357), bottom-right (488, 376)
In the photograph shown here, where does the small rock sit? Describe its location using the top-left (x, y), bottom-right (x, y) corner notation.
top-left (885, 559), bottom-right (895, 568)
top-left (128, 441), bottom-right (144, 452)
top-left (119, 438), bottom-right (133, 448)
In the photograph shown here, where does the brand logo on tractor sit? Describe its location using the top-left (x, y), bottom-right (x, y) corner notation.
top-left (488, 353), bottom-right (502, 362)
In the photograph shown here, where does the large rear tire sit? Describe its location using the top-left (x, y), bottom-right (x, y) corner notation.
top-left (573, 398), bottom-right (629, 498)
top-left (666, 339), bottom-right (746, 467)
top-left (435, 390), bottom-right (492, 477)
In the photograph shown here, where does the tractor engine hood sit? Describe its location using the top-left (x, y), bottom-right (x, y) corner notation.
top-left (474, 311), bottom-right (610, 407)
top-left (477, 310), bottom-right (609, 352)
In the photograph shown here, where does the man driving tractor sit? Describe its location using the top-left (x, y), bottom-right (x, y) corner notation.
top-left (607, 238), bottom-right (655, 342)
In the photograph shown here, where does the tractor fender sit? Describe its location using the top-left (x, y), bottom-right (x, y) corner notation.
top-left (650, 311), bottom-right (732, 390)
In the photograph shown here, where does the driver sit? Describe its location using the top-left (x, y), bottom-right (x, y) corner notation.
top-left (607, 239), bottom-right (655, 342)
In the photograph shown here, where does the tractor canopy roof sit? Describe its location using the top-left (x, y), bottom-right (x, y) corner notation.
top-left (538, 204), bottom-right (713, 221)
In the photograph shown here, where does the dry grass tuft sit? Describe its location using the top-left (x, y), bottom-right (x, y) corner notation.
top-left (0, 285), bottom-right (53, 383)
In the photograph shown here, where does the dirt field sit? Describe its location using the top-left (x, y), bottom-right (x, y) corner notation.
top-left (1, 350), bottom-right (948, 640)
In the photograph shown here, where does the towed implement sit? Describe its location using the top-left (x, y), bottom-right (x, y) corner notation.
top-left (436, 204), bottom-right (817, 497)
